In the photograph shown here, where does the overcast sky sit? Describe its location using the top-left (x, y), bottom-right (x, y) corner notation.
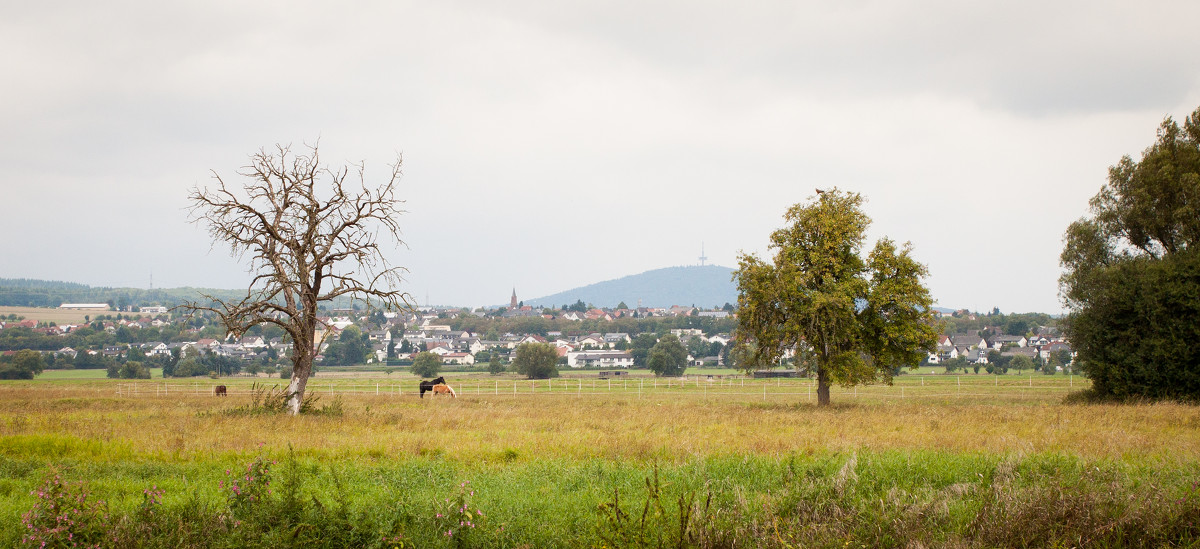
top-left (3, 0), bottom-right (1199, 313)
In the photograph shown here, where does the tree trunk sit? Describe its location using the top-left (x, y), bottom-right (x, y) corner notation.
top-left (287, 337), bottom-right (313, 415)
top-left (816, 367), bottom-right (831, 406)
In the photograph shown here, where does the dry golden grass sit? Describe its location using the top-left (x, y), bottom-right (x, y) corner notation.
top-left (1, 383), bottom-right (1196, 466)
top-left (0, 306), bottom-right (112, 324)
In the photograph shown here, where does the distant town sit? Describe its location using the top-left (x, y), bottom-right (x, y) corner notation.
top-left (0, 287), bottom-right (1072, 379)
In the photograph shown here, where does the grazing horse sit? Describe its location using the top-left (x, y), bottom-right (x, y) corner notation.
top-left (213, 385), bottom-right (227, 396)
top-left (432, 383), bottom-right (456, 398)
top-left (418, 377), bottom-right (446, 398)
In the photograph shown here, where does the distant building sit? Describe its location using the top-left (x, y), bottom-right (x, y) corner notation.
top-left (59, 303), bottom-right (109, 310)
top-left (510, 288), bottom-right (518, 309)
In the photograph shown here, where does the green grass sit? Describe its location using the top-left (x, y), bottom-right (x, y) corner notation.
top-left (1, 449), bottom-right (1197, 548)
top-left (0, 378), bottom-right (1196, 547)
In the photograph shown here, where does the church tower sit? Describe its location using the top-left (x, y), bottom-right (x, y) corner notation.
top-left (510, 288), bottom-right (518, 309)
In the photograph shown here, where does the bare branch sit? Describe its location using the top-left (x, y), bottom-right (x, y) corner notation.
top-left (182, 142), bottom-right (414, 414)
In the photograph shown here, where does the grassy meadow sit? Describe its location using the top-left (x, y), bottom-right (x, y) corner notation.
top-left (1, 372), bottom-right (1198, 547)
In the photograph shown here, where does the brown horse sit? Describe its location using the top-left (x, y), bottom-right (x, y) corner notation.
top-left (431, 383), bottom-right (456, 398)
top-left (214, 385), bottom-right (227, 396)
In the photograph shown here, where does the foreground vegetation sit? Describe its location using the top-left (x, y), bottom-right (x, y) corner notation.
top-left (0, 378), bottom-right (1197, 547)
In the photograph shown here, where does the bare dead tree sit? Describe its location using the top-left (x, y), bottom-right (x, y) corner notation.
top-left (185, 142), bottom-right (412, 414)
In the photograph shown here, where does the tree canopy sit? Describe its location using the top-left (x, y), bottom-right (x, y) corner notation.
top-left (512, 342), bottom-right (559, 379)
top-left (1060, 108), bottom-right (1200, 401)
top-left (411, 352), bottom-right (442, 379)
top-left (0, 349), bottom-right (46, 380)
top-left (734, 189), bottom-right (937, 405)
top-left (647, 334), bottom-right (688, 377)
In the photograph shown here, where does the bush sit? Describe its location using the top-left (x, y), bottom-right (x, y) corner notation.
top-left (411, 352), bottom-right (442, 378)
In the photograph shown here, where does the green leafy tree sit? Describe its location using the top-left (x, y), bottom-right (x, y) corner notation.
top-left (1060, 107), bottom-right (1200, 400)
top-left (0, 349), bottom-right (46, 379)
top-left (512, 342), bottom-right (559, 379)
top-left (411, 351), bottom-right (442, 378)
top-left (630, 333), bottom-right (658, 367)
top-left (987, 350), bottom-right (1013, 372)
top-left (647, 334), bottom-right (688, 377)
top-left (1009, 354), bottom-right (1033, 375)
top-left (488, 354), bottom-right (505, 375)
top-left (108, 360), bottom-right (151, 379)
top-left (735, 189), bottom-right (938, 405)
top-left (324, 325), bottom-right (370, 366)
top-left (1044, 354), bottom-right (1060, 375)
top-left (942, 356), bottom-right (968, 374)
top-left (685, 336), bottom-right (709, 359)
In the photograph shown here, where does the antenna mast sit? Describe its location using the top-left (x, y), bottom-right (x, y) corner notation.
top-left (698, 242), bottom-right (708, 266)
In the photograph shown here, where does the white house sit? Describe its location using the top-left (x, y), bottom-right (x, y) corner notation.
top-left (566, 351), bottom-right (633, 368)
top-left (441, 352), bottom-right (476, 365)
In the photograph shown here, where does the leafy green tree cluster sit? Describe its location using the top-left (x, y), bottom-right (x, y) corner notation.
top-left (1009, 355), bottom-right (1033, 375)
top-left (941, 356), bottom-right (968, 374)
top-left (436, 313), bottom-right (737, 341)
top-left (487, 353), bottom-right (505, 375)
top-left (512, 342), bottom-right (559, 379)
top-left (164, 352), bottom-right (241, 377)
top-left (411, 352), bottom-right (442, 378)
top-left (167, 358), bottom-right (207, 377)
top-left (685, 336), bottom-right (709, 359)
top-left (107, 360), bottom-right (151, 379)
top-left (322, 326), bottom-right (371, 366)
top-left (647, 334), bottom-right (688, 377)
top-left (72, 352), bottom-right (116, 370)
top-left (735, 190), bottom-right (938, 405)
top-left (0, 349), bottom-right (46, 379)
top-left (938, 312), bottom-right (1054, 337)
top-left (629, 333), bottom-right (658, 367)
top-left (1061, 107), bottom-right (1200, 400)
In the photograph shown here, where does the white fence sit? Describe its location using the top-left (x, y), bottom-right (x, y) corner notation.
top-left (114, 375), bottom-right (1083, 402)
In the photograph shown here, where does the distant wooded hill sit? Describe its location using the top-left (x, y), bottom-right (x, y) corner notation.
top-left (0, 278), bottom-right (245, 309)
top-left (524, 265), bottom-right (738, 309)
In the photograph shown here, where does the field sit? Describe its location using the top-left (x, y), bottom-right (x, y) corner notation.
top-left (1, 372), bottom-right (1198, 547)
top-left (0, 305), bottom-right (112, 324)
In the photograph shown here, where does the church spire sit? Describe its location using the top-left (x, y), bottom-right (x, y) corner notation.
top-left (510, 287), bottom-right (518, 309)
